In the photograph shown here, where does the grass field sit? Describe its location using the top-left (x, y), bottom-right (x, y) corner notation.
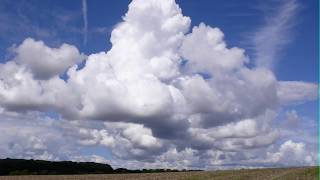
top-left (0, 167), bottom-right (317, 180)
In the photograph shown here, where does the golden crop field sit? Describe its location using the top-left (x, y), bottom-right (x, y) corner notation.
top-left (0, 167), bottom-right (317, 180)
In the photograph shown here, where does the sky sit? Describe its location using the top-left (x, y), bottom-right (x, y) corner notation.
top-left (0, 0), bottom-right (318, 170)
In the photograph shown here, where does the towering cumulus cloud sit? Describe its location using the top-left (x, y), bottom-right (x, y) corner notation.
top-left (0, 0), bottom-right (317, 169)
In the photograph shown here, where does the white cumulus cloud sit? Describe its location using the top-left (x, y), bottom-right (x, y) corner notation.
top-left (13, 38), bottom-right (85, 79)
top-left (0, 0), bottom-right (317, 169)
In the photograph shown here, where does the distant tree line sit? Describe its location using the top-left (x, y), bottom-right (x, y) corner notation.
top-left (0, 158), bottom-right (202, 176)
top-left (0, 158), bottom-right (113, 175)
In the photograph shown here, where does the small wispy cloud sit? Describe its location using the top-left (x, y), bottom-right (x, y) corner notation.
top-left (0, 0), bottom-right (83, 47)
top-left (82, 0), bottom-right (88, 46)
top-left (253, 0), bottom-right (299, 69)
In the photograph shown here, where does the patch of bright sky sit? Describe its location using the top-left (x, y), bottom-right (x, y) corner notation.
top-left (80, 145), bottom-right (113, 160)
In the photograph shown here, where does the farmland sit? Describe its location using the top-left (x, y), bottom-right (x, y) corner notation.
top-left (0, 167), bottom-right (317, 180)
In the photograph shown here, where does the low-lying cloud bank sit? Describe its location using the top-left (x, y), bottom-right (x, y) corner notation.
top-left (0, 0), bottom-right (317, 169)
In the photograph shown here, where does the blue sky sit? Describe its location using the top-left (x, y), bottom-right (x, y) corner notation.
top-left (0, 0), bottom-right (318, 169)
top-left (0, 0), bottom-right (317, 83)
top-left (0, 0), bottom-right (317, 124)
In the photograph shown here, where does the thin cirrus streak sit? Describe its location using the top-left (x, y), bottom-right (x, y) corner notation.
top-left (253, 0), bottom-right (299, 69)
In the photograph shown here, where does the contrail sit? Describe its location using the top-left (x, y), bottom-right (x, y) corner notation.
top-left (82, 0), bottom-right (88, 46)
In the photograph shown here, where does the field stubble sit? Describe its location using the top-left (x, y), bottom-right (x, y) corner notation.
top-left (0, 167), bottom-right (317, 180)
